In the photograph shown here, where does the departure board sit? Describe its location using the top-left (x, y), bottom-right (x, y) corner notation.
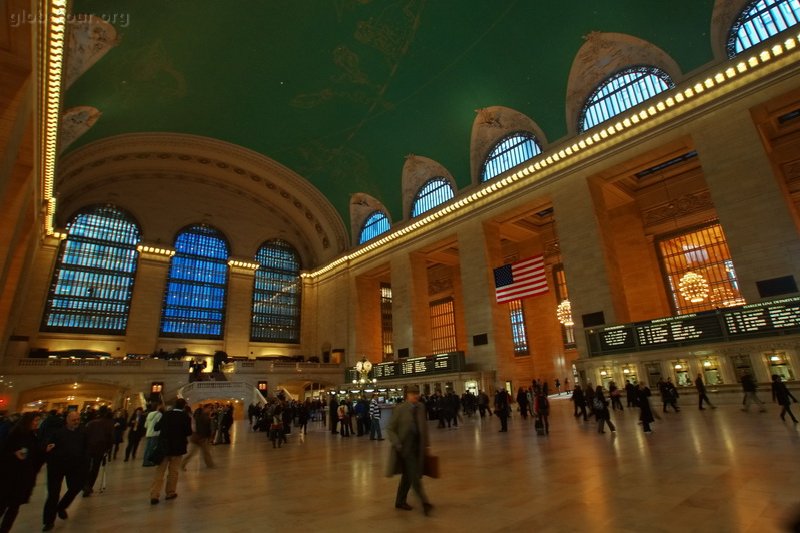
top-left (360, 352), bottom-right (466, 380)
top-left (587, 296), bottom-right (800, 356)
top-left (372, 362), bottom-right (397, 379)
top-left (635, 312), bottom-right (724, 347)
top-left (723, 297), bottom-right (800, 336)
top-left (588, 325), bottom-right (636, 354)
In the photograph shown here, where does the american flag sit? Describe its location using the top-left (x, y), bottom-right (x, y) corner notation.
top-left (493, 255), bottom-right (548, 303)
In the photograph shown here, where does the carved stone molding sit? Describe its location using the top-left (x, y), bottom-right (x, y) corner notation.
top-left (428, 277), bottom-right (453, 296)
top-left (65, 15), bottom-right (119, 89)
top-left (469, 106), bottom-right (548, 186)
top-left (401, 155), bottom-right (456, 221)
top-left (642, 190), bottom-right (714, 228)
top-left (710, 0), bottom-right (751, 61)
top-left (349, 193), bottom-right (391, 246)
top-left (565, 32), bottom-right (682, 136)
top-left (59, 106), bottom-right (101, 153)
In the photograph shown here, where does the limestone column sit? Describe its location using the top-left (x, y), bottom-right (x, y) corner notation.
top-left (552, 176), bottom-right (618, 357)
top-left (693, 109), bottom-right (800, 302)
top-left (457, 219), bottom-right (509, 383)
top-left (125, 249), bottom-right (171, 354)
top-left (390, 252), bottom-right (429, 358)
top-left (224, 264), bottom-right (256, 356)
top-left (14, 236), bottom-right (62, 345)
top-left (354, 275), bottom-right (381, 361)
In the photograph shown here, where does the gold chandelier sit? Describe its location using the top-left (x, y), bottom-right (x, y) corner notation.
top-left (556, 299), bottom-right (574, 326)
top-left (678, 272), bottom-right (709, 303)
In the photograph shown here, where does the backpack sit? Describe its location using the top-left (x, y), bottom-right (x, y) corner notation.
top-left (593, 397), bottom-right (604, 411)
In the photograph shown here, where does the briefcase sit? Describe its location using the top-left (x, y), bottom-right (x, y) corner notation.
top-left (423, 454), bottom-right (440, 478)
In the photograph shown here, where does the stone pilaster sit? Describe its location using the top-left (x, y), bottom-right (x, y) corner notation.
top-left (693, 108), bottom-right (800, 302)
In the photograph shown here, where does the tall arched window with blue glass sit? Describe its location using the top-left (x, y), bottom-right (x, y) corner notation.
top-left (579, 66), bottom-right (675, 132)
top-left (160, 225), bottom-right (229, 339)
top-left (251, 240), bottom-right (301, 343)
top-left (728, 0), bottom-right (800, 57)
top-left (411, 177), bottom-right (454, 217)
top-left (42, 204), bottom-right (141, 334)
top-left (481, 132), bottom-right (542, 182)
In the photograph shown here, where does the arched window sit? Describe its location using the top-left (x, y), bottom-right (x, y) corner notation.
top-left (42, 205), bottom-right (141, 334)
top-left (251, 240), bottom-right (301, 343)
top-left (358, 210), bottom-right (390, 244)
top-left (728, 0), bottom-right (800, 57)
top-left (160, 225), bottom-right (229, 339)
top-left (411, 177), bottom-right (454, 217)
top-left (481, 132), bottom-right (542, 182)
top-left (579, 66), bottom-right (675, 132)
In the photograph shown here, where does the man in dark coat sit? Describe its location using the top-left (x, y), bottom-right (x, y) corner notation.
top-left (149, 398), bottom-right (192, 504)
top-left (494, 387), bottom-right (511, 432)
top-left (386, 385), bottom-right (433, 515)
top-left (83, 406), bottom-right (114, 496)
top-left (42, 411), bottom-right (87, 531)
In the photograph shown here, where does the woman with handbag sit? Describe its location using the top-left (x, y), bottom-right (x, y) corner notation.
top-left (594, 386), bottom-right (616, 434)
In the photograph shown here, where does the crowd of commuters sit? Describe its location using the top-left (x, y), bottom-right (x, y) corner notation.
top-left (0, 371), bottom-right (797, 529)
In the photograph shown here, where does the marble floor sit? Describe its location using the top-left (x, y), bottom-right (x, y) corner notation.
top-left (9, 395), bottom-right (800, 533)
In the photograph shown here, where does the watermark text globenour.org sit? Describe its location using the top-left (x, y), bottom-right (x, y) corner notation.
top-left (10, 10), bottom-right (131, 28)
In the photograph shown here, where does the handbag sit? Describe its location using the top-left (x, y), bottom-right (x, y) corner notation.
top-left (148, 438), bottom-right (165, 465)
top-left (423, 454), bottom-right (440, 478)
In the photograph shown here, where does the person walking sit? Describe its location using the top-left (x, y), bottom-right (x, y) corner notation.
top-left (771, 374), bottom-right (799, 423)
top-left (142, 403), bottom-right (163, 466)
top-left (181, 404), bottom-right (215, 470)
top-left (42, 411), bottom-right (88, 531)
top-left (386, 385), bottom-right (433, 516)
top-left (533, 386), bottom-right (550, 434)
top-left (369, 394), bottom-right (384, 441)
top-left (83, 406), bottom-right (114, 497)
top-left (0, 412), bottom-right (48, 533)
top-left (572, 385), bottom-right (587, 421)
top-left (494, 387), bottom-right (511, 432)
top-left (637, 383), bottom-right (656, 434)
top-left (124, 407), bottom-right (145, 462)
top-left (741, 373), bottom-right (767, 412)
top-left (695, 374), bottom-right (716, 410)
top-left (594, 386), bottom-right (616, 434)
top-left (149, 398), bottom-right (192, 505)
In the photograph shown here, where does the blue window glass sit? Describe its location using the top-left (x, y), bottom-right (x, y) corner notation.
top-left (729, 0), bottom-right (800, 57)
top-left (411, 177), bottom-right (455, 217)
top-left (579, 66), bottom-right (674, 132)
top-left (358, 210), bottom-right (390, 244)
top-left (251, 240), bottom-right (301, 343)
top-left (42, 205), bottom-right (141, 334)
top-left (508, 299), bottom-right (529, 356)
top-left (481, 132), bottom-right (542, 182)
top-left (160, 225), bottom-right (229, 339)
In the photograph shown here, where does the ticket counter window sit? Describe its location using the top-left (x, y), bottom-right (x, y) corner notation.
top-left (465, 380), bottom-right (478, 395)
top-left (644, 362), bottom-right (662, 387)
top-left (622, 368), bottom-right (638, 385)
top-left (730, 354), bottom-right (754, 382)
top-left (599, 369), bottom-right (613, 390)
top-left (766, 352), bottom-right (795, 381)
top-left (701, 359), bottom-right (723, 385)
top-left (673, 361), bottom-right (691, 387)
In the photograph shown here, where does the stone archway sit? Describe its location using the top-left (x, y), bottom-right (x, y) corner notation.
top-left (15, 380), bottom-right (129, 412)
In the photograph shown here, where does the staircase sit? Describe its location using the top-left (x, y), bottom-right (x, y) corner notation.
top-left (176, 381), bottom-right (267, 406)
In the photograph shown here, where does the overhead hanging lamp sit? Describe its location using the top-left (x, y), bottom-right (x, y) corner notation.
top-left (678, 272), bottom-right (709, 303)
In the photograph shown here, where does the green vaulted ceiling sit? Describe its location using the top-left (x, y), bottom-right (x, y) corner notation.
top-left (64, 0), bottom-right (716, 227)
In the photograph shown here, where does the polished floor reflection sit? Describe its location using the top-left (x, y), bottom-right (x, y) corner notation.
top-left (11, 395), bottom-right (800, 533)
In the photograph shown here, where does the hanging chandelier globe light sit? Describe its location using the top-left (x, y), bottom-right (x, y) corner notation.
top-left (556, 299), bottom-right (574, 326)
top-left (678, 272), bottom-right (709, 303)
